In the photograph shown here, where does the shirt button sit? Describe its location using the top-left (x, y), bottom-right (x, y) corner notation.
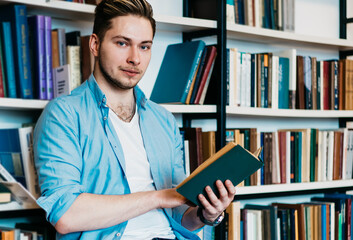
top-left (116, 233), bottom-right (121, 237)
top-left (103, 98), bottom-right (106, 102)
top-left (103, 117), bottom-right (107, 120)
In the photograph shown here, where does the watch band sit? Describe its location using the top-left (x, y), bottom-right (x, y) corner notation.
top-left (197, 207), bottom-right (225, 226)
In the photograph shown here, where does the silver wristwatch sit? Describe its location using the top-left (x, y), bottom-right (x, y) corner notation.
top-left (197, 207), bottom-right (225, 226)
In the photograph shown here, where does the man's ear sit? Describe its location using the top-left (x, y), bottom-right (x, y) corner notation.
top-left (89, 33), bottom-right (100, 57)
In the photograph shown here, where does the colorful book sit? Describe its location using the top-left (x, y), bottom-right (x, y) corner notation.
top-left (28, 15), bottom-right (46, 100)
top-left (150, 40), bottom-right (206, 104)
top-left (0, 4), bottom-right (33, 99)
top-left (176, 142), bottom-right (263, 207)
top-left (44, 16), bottom-right (53, 100)
top-left (0, 22), bottom-right (17, 98)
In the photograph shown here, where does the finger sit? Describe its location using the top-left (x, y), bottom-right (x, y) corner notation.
top-left (216, 180), bottom-right (229, 200)
top-left (224, 179), bottom-right (236, 196)
top-left (204, 185), bottom-right (220, 205)
top-left (198, 194), bottom-right (216, 214)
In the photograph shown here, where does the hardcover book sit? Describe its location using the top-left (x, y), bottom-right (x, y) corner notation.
top-left (0, 4), bottom-right (33, 99)
top-left (176, 142), bottom-right (263, 207)
top-left (150, 40), bottom-right (206, 104)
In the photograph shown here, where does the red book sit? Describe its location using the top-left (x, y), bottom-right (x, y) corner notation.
top-left (194, 45), bottom-right (217, 104)
top-left (323, 61), bottom-right (330, 110)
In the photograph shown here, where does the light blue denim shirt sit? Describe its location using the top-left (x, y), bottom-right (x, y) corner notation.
top-left (33, 74), bottom-right (200, 240)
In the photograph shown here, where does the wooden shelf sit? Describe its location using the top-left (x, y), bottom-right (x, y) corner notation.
top-left (227, 106), bottom-right (353, 118)
top-left (236, 179), bottom-right (353, 196)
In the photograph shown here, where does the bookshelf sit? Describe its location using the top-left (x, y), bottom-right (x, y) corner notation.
top-left (0, 0), bottom-right (352, 239)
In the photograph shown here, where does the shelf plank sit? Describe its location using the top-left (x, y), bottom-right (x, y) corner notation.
top-left (227, 106), bottom-right (353, 118)
top-left (226, 23), bottom-right (353, 50)
top-left (0, 98), bottom-right (48, 110)
top-left (236, 180), bottom-right (353, 196)
top-left (161, 104), bottom-right (216, 113)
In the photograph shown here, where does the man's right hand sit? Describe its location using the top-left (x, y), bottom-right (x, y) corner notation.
top-left (156, 188), bottom-right (188, 209)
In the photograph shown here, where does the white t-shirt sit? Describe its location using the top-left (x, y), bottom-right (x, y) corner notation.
top-left (109, 107), bottom-right (176, 240)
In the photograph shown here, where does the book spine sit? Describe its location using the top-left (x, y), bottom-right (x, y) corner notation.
top-left (57, 28), bottom-right (67, 66)
top-left (0, 35), bottom-right (5, 97)
top-left (44, 16), bottom-right (53, 100)
top-left (13, 5), bottom-right (33, 99)
top-left (181, 43), bottom-right (205, 104)
top-left (67, 46), bottom-right (82, 91)
top-left (1, 22), bottom-right (17, 98)
top-left (28, 15), bottom-right (47, 100)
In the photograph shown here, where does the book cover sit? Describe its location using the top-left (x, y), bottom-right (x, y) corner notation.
top-left (150, 40), bottom-right (206, 104)
top-left (44, 16), bottom-right (53, 100)
top-left (176, 142), bottom-right (263, 207)
top-left (0, 31), bottom-right (6, 98)
top-left (28, 15), bottom-right (46, 100)
top-left (53, 64), bottom-right (71, 98)
top-left (0, 4), bottom-right (33, 99)
top-left (0, 22), bottom-right (17, 98)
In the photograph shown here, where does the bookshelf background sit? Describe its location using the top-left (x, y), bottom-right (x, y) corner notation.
top-left (0, 0), bottom-right (352, 239)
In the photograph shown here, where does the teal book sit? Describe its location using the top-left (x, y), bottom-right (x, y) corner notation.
top-left (0, 4), bottom-right (33, 99)
top-left (278, 57), bottom-right (289, 109)
top-left (0, 22), bottom-right (17, 98)
top-left (176, 142), bottom-right (263, 207)
top-left (150, 40), bottom-right (205, 104)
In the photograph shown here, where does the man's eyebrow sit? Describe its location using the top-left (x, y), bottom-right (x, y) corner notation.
top-left (113, 35), bottom-right (153, 44)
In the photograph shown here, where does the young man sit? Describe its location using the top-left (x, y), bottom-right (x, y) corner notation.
top-left (33, 0), bottom-right (236, 239)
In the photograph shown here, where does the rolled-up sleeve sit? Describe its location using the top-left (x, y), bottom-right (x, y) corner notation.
top-left (34, 99), bottom-right (84, 225)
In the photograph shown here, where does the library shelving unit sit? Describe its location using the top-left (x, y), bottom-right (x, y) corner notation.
top-left (181, 0), bottom-right (353, 239)
top-left (0, 0), bottom-right (353, 239)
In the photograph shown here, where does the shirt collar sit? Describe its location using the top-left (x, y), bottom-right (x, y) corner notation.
top-left (87, 74), bottom-right (147, 109)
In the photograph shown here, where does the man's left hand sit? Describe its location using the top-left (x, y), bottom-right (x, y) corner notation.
top-left (197, 179), bottom-right (236, 222)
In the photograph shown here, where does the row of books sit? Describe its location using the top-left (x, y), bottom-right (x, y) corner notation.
top-left (150, 40), bottom-right (353, 110)
top-left (228, 49), bottom-right (353, 110)
top-left (226, 193), bottom-right (353, 240)
top-left (0, 4), bottom-right (92, 100)
top-left (0, 222), bottom-right (55, 240)
top-left (150, 40), bottom-right (218, 105)
top-left (190, 0), bottom-right (295, 32)
top-left (180, 126), bottom-right (353, 186)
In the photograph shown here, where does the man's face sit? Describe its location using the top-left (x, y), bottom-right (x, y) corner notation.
top-left (97, 15), bottom-right (153, 90)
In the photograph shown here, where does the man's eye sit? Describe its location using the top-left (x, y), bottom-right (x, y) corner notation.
top-left (141, 45), bottom-right (151, 50)
top-left (117, 41), bottom-right (126, 46)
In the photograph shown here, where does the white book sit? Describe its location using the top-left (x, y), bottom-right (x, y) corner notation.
top-left (272, 131), bottom-right (281, 184)
top-left (271, 56), bottom-right (279, 109)
top-left (254, 0), bottom-right (261, 28)
top-left (302, 129), bottom-right (311, 183)
top-left (226, 0), bottom-right (235, 23)
top-left (240, 52), bottom-right (247, 107)
top-left (53, 64), bottom-right (71, 98)
top-left (18, 127), bottom-right (40, 198)
top-left (341, 128), bottom-right (349, 179)
top-left (67, 45), bottom-right (82, 91)
top-left (346, 130), bottom-right (353, 179)
top-left (228, 48), bottom-right (236, 106)
top-left (245, 53), bottom-right (251, 107)
top-left (236, 51), bottom-right (242, 106)
top-left (326, 131), bottom-right (334, 181)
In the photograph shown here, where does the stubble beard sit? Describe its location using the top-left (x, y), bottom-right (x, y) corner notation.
top-left (98, 52), bottom-right (139, 90)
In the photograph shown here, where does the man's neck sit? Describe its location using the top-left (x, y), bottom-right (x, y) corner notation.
top-left (94, 73), bottom-right (136, 122)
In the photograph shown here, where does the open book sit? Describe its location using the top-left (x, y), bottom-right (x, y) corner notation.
top-left (176, 142), bottom-right (263, 207)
